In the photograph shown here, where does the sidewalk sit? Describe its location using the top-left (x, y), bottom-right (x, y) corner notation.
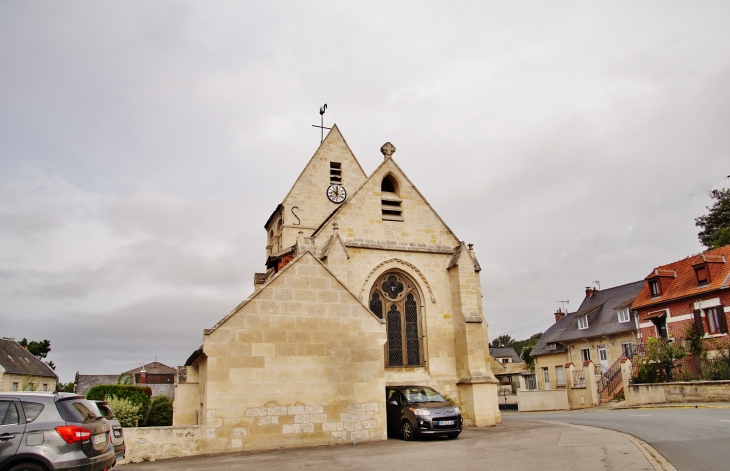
top-left (120, 420), bottom-right (663, 471)
top-left (500, 400), bottom-right (730, 416)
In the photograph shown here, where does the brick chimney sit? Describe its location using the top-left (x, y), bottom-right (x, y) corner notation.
top-left (585, 287), bottom-right (596, 299)
top-left (139, 366), bottom-right (147, 384)
top-left (555, 308), bottom-right (566, 323)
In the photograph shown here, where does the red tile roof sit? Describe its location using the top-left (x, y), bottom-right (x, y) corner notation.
top-left (633, 245), bottom-right (730, 309)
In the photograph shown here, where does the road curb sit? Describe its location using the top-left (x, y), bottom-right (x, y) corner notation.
top-left (611, 430), bottom-right (677, 471)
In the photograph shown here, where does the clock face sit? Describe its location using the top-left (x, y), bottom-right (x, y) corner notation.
top-left (327, 184), bottom-right (346, 203)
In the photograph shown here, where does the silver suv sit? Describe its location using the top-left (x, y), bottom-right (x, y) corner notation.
top-left (0, 392), bottom-right (115, 471)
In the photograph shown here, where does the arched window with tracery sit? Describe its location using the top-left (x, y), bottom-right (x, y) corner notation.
top-left (369, 272), bottom-right (422, 367)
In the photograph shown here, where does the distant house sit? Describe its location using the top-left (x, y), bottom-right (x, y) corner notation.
top-left (0, 339), bottom-right (57, 392)
top-left (489, 347), bottom-right (528, 388)
top-left (633, 245), bottom-right (730, 347)
top-left (75, 361), bottom-right (176, 399)
top-left (531, 281), bottom-right (644, 398)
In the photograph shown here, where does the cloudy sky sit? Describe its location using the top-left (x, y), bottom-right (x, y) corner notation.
top-left (1, 1), bottom-right (729, 382)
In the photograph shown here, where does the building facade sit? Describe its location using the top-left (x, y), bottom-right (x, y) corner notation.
top-left (174, 126), bottom-right (500, 452)
top-left (633, 245), bottom-right (730, 348)
top-left (0, 339), bottom-right (57, 393)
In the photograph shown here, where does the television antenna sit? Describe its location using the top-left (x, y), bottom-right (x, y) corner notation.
top-left (556, 300), bottom-right (569, 313)
top-left (593, 279), bottom-right (601, 291)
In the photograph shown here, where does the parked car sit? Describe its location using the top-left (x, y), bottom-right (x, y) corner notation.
top-left (91, 401), bottom-right (125, 464)
top-left (385, 386), bottom-right (462, 440)
top-left (0, 392), bottom-right (115, 471)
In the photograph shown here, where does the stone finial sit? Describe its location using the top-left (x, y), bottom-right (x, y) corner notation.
top-left (467, 243), bottom-right (474, 252)
top-left (333, 222), bottom-right (339, 232)
top-left (380, 142), bottom-right (396, 159)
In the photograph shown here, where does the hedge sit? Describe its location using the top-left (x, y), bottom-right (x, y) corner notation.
top-left (86, 384), bottom-right (152, 422)
top-left (147, 396), bottom-right (173, 426)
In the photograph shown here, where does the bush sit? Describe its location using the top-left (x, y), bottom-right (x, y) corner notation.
top-left (105, 395), bottom-right (142, 428)
top-left (147, 396), bottom-right (173, 427)
top-left (86, 384), bottom-right (152, 423)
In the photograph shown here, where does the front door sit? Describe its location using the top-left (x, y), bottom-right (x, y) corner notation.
top-left (0, 399), bottom-right (26, 461)
top-left (598, 345), bottom-right (608, 373)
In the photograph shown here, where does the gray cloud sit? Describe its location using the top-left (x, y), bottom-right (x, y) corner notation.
top-left (1, 1), bottom-right (729, 380)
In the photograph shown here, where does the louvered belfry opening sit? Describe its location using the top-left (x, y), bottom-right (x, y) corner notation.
top-left (369, 272), bottom-right (422, 367)
top-left (330, 162), bottom-right (342, 184)
top-left (381, 175), bottom-right (403, 221)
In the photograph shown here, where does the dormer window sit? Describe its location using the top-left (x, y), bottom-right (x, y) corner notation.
top-left (329, 162), bottom-right (342, 184)
top-left (695, 264), bottom-right (710, 285)
top-left (381, 175), bottom-right (403, 222)
top-left (578, 315), bottom-right (589, 329)
top-left (649, 279), bottom-right (661, 297)
top-left (617, 307), bottom-right (631, 323)
top-left (547, 342), bottom-right (557, 350)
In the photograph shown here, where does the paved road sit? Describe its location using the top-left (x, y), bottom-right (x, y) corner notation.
top-left (505, 408), bottom-right (730, 471)
top-left (120, 420), bottom-right (655, 471)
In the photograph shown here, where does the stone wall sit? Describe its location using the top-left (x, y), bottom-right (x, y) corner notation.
top-left (516, 389), bottom-right (569, 412)
top-left (118, 426), bottom-right (206, 464)
top-left (626, 381), bottom-right (730, 406)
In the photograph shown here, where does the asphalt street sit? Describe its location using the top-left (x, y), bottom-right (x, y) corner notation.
top-left (504, 407), bottom-right (730, 471)
top-left (120, 420), bottom-right (655, 471)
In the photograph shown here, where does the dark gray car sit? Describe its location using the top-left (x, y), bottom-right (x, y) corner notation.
top-left (386, 386), bottom-right (462, 440)
top-left (91, 401), bottom-right (124, 464)
top-left (0, 392), bottom-right (115, 471)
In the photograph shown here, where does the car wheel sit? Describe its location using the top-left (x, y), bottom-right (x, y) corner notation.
top-left (8, 462), bottom-right (47, 471)
top-left (446, 432), bottom-right (460, 439)
top-left (401, 420), bottom-right (416, 441)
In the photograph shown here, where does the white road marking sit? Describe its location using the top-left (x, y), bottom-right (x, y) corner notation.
top-left (631, 415), bottom-right (651, 417)
top-left (720, 420), bottom-right (730, 422)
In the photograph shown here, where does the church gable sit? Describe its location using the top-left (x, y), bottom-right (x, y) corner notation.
top-left (274, 125), bottom-right (367, 249)
top-left (313, 155), bottom-right (460, 251)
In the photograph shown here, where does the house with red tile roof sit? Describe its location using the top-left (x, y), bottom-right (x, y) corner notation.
top-left (633, 245), bottom-right (730, 348)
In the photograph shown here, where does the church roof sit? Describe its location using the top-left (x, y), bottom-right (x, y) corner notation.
top-left (447, 242), bottom-right (482, 272)
top-left (310, 152), bottom-right (460, 244)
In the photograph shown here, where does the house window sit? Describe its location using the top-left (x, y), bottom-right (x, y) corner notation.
top-left (649, 280), bottom-right (660, 296)
top-left (11, 383), bottom-right (19, 392)
top-left (622, 342), bottom-right (633, 358)
top-left (547, 342), bottom-right (557, 351)
top-left (542, 367), bottom-right (550, 390)
top-left (329, 162), bottom-right (342, 184)
top-left (42, 384), bottom-right (48, 392)
top-left (370, 271), bottom-right (422, 367)
top-left (556, 365), bottom-right (565, 386)
top-left (706, 307), bottom-right (727, 334)
top-left (617, 307), bottom-right (630, 323)
top-left (524, 374), bottom-right (537, 390)
top-left (381, 175), bottom-right (403, 222)
top-left (695, 265), bottom-right (710, 285)
top-left (581, 348), bottom-right (591, 362)
top-left (578, 315), bottom-right (589, 329)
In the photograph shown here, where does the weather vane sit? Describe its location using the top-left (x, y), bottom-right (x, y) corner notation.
top-left (312, 104), bottom-right (331, 144)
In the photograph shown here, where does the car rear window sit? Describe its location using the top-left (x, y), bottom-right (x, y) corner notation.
top-left (0, 401), bottom-right (20, 425)
top-left (56, 399), bottom-right (101, 424)
top-left (22, 402), bottom-right (45, 423)
top-left (96, 403), bottom-right (115, 420)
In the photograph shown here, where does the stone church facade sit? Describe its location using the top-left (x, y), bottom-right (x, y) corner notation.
top-left (173, 125), bottom-right (500, 451)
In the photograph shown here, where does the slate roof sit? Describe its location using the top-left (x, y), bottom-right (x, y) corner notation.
top-left (489, 347), bottom-right (523, 363)
top-left (122, 361), bottom-right (176, 376)
top-left (532, 280), bottom-right (644, 357)
top-left (0, 339), bottom-right (57, 378)
top-left (632, 245), bottom-right (730, 310)
top-left (74, 375), bottom-right (119, 396)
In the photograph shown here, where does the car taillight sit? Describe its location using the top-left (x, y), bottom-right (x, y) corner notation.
top-left (56, 425), bottom-right (92, 444)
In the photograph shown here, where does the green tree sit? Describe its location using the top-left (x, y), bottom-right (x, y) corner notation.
top-left (490, 335), bottom-right (515, 348)
top-left (695, 187), bottom-right (730, 248)
top-left (147, 396), bottom-right (173, 427)
top-left (18, 338), bottom-right (51, 359)
top-left (105, 395), bottom-right (143, 428)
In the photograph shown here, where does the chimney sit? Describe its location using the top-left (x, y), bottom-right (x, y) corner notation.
top-left (554, 308), bottom-right (566, 323)
top-left (585, 287), bottom-right (596, 299)
top-left (139, 366), bottom-right (147, 384)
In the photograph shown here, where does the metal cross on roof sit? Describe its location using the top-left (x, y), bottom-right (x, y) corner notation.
top-left (380, 142), bottom-right (396, 159)
top-left (312, 104), bottom-right (331, 144)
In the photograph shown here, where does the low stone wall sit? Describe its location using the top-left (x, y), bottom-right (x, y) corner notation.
top-left (567, 387), bottom-right (594, 409)
top-left (119, 426), bottom-right (207, 464)
top-left (626, 380), bottom-right (730, 406)
top-left (517, 389), bottom-right (569, 412)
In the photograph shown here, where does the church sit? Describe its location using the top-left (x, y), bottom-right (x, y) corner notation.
top-left (173, 125), bottom-right (501, 451)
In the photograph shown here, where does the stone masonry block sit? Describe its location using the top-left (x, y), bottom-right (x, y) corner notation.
top-left (323, 422), bottom-right (338, 431)
top-left (294, 415), bottom-right (310, 424)
top-left (362, 420), bottom-right (376, 429)
top-left (245, 408), bottom-right (266, 417)
top-left (361, 403), bottom-right (379, 411)
top-left (310, 414), bottom-right (328, 423)
top-left (258, 416), bottom-right (271, 425)
top-left (304, 405), bottom-right (324, 414)
top-left (301, 423), bottom-right (315, 433)
top-left (206, 409), bottom-right (216, 419)
top-left (283, 424), bottom-right (301, 434)
top-left (343, 421), bottom-right (361, 431)
top-left (288, 405), bottom-right (305, 415)
top-left (271, 416), bottom-right (279, 424)
top-left (332, 431), bottom-right (347, 440)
